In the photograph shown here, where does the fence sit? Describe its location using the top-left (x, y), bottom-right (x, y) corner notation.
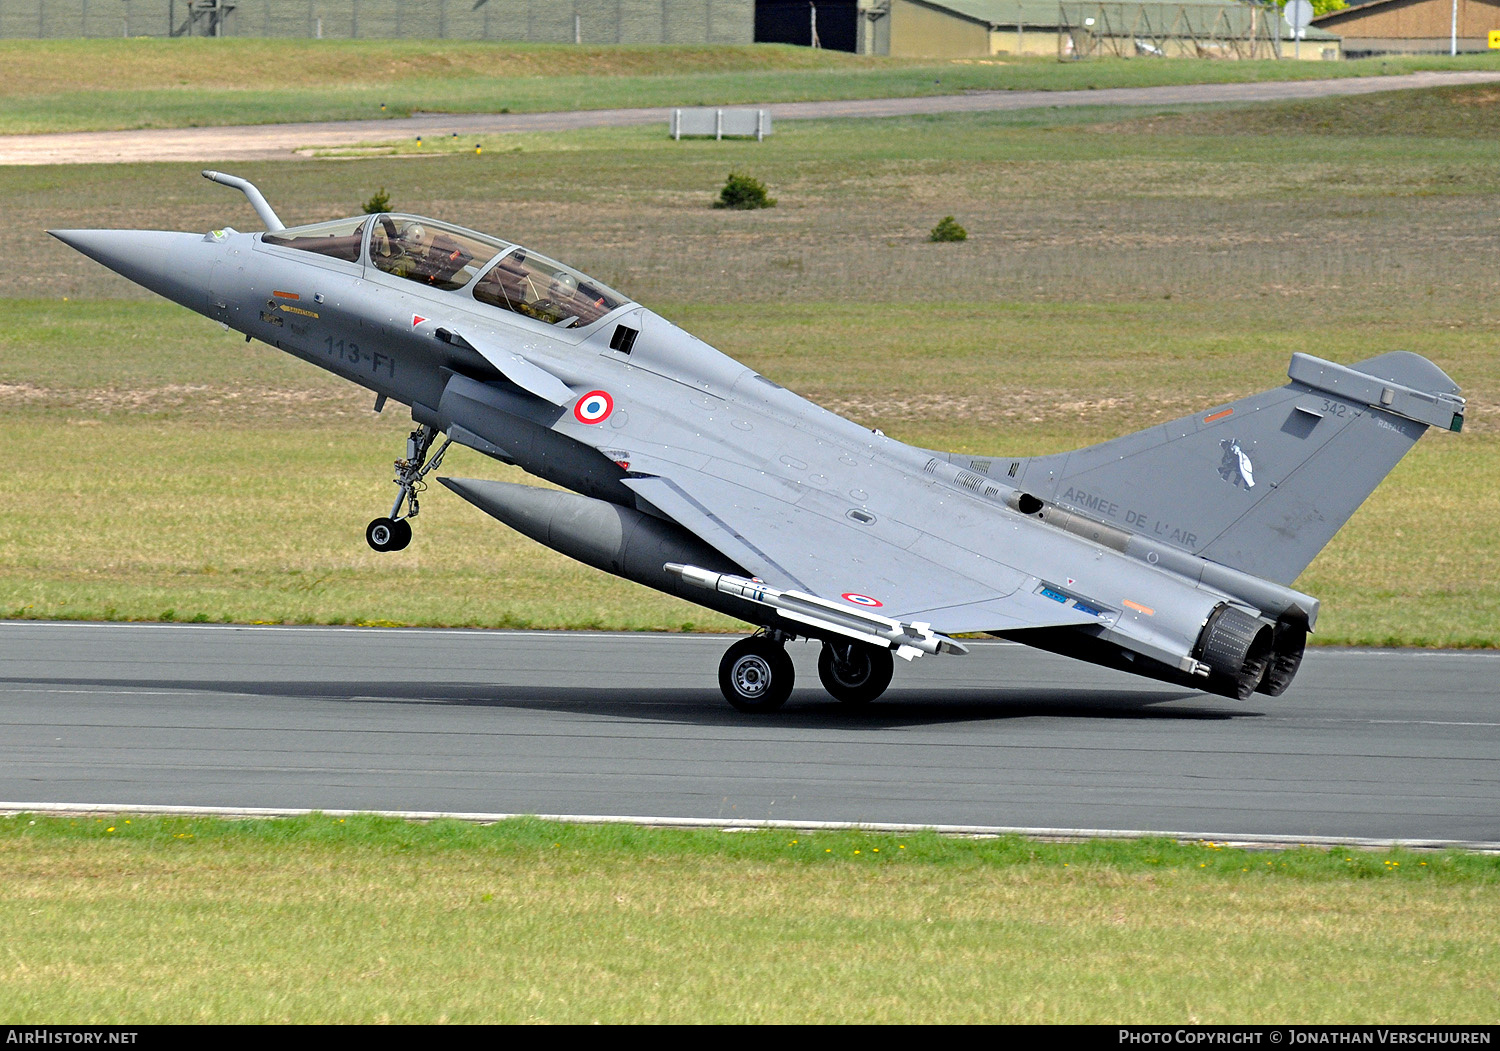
top-left (0, 0), bottom-right (752, 42)
top-left (1057, 2), bottom-right (1281, 60)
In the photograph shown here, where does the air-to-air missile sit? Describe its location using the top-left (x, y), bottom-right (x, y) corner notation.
top-left (52, 172), bottom-right (1466, 712)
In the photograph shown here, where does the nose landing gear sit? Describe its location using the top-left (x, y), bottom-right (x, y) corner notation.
top-left (366, 423), bottom-right (452, 552)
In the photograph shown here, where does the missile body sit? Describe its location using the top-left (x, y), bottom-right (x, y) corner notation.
top-left (665, 564), bottom-right (969, 661)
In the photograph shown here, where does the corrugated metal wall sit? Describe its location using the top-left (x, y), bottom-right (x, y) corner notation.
top-left (0, 0), bottom-right (752, 42)
top-left (1316, 0), bottom-right (1500, 39)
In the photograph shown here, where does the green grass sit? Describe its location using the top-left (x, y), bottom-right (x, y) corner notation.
top-left (2, 39), bottom-right (1500, 133)
top-left (1, 813), bottom-right (1495, 1023)
top-left (1, 298), bottom-right (1494, 640)
top-left (1110, 79), bottom-right (1500, 138)
top-left (7, 84), bottom-right (1500, 640)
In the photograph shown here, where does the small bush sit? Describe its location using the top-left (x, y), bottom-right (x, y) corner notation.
top-left (929, 216), bottom-right (967, 242)
top-left (362, 187), bottom-right (392, 214)
top-left (714, 172), bottom-right (776, 210)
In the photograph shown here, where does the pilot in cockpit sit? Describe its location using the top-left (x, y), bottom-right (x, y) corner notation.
top-left (387, 222), bottom-right (429, 279)
top-left (372, 218), bottom-right (427, 279)
top-left (546, 271), bottom-right (579, 312)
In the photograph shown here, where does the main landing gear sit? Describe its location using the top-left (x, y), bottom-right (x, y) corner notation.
top-left (817, 639), bottom-right (894, 708)
top-left (719, 631), bottom-right (797, 713)
top-left (366, 424), bottom-right (452, 552)
top-left (716, 631), bottom-right (895, 713)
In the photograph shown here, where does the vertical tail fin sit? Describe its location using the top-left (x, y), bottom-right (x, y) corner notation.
top-left (981, 352), bottom-right (1464, 586)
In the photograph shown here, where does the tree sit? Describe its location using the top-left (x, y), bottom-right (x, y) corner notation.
top-left (714, 173), bottom-right (776, 210)
top-left (1272, 0), bottom-right (1347, 18)
top-left (928, 216), bottom-right (968, 243)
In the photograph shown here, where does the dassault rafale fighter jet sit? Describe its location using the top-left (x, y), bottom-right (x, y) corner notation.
top-left (53, 172), bottom-right (1466, 712)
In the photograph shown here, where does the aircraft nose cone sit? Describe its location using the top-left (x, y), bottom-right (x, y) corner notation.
top-left (49, 229), bottom-right (213, 297)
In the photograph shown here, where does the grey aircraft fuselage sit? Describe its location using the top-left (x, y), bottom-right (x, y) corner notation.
top-left (50, 172), bottom-right (1467, 712)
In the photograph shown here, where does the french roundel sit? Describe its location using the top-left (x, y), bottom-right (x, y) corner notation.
top-left (574, 390), bottom-right (614, 424)
top-left (841, 592), bottom-right (883, 608)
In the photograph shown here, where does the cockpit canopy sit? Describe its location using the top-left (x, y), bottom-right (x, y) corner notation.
top-left (261, 214), bottom-right (630, 329)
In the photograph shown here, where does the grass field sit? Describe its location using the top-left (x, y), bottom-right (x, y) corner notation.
top-left (1, 813), bottom-right (1495, 1023)
top-left (5, 83), bottom-right (1500, 642)
top-left (4, 47), bottom-right (1500, 1026)
top-left (2, 39), bottom-right (1500, 133)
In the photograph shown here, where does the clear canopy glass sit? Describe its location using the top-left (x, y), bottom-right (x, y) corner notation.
top-left (261, 214), bottom-right (630, 328)
top-left (369, 214), bottom-right (511, 292)
top-left (472, 248), bottom-right (628, 328)
top-left (261, 216), bottom-right (368, 262)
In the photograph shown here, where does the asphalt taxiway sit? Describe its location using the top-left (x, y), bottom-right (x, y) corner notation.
top-left (1, 622), bottom-right (1495, 844)
top-left (4, 70), bottom-right (1500, 165)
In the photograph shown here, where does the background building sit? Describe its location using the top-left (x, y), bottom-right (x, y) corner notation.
top-left (757, 0), bottom-right (861, 49)
top-left (0, 0), bottom-right (754, 42)
top-left (1311, 0), bottom-right (1500, 55)
top-left (854, 0), bottom-right (1338, 59)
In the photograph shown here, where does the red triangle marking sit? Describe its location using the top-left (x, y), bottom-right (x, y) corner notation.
top-left (412, 315), bottom-right (426, 326)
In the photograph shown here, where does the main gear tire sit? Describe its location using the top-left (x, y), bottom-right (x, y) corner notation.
top-left (817, 641), bottom-right (894, 707)
top-left (719, 636), bottom-right (795, 714)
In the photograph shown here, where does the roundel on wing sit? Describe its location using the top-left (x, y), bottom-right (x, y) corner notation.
top-left (841, 592), bottom-right (883, 608)
top-left (574, 390), bottom-right (614, 424)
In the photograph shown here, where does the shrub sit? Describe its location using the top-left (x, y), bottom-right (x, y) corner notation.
top-left (714, 172), bottom-right (776, 210)
top-left (929, 216), bottom-right (968, 242)
top-left (362, 187), bottom-right (392, 214)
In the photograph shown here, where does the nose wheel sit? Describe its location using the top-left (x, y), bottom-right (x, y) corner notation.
top-left (366, 423), bottom-right (451, 552)
top-left (719, 633), bottom-right (795, 713)
top-left (366, 517), bottom-right (412, 552)
top-left (817, 640), bottom-right (894, 707)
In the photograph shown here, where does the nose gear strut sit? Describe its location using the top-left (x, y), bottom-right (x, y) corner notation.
top-left (366, 424), bottom-right (452, 552)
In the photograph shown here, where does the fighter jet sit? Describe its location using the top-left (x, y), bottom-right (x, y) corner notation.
top-left (51, 172), bottom-right (1467, 712)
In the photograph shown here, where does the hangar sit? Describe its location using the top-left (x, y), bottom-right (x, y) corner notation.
top-left (852, 0), bottom-right (1340, 60)
top-left (1311, 0), bottom-right (1500, 56)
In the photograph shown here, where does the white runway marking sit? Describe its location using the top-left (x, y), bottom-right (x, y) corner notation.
top-left (3, 800), bottom-right (1497, 853)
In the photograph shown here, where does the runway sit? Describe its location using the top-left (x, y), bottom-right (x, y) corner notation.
top-left (1, 621), bottom-right (1496, 845)
top-left (4, 70), bottom-right (1500, 165)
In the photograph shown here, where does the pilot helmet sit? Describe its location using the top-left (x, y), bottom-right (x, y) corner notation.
top-left (400, 222), bottom-right (427, 245)
top-left (550, 271), bottom-right (578, 298)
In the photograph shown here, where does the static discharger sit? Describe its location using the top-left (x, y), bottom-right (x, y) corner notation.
top-left (666, 563), bottom-right (969, 661)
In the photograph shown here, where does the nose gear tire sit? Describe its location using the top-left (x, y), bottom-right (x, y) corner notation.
top-left (366, 517), bottom-right (412, 552)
